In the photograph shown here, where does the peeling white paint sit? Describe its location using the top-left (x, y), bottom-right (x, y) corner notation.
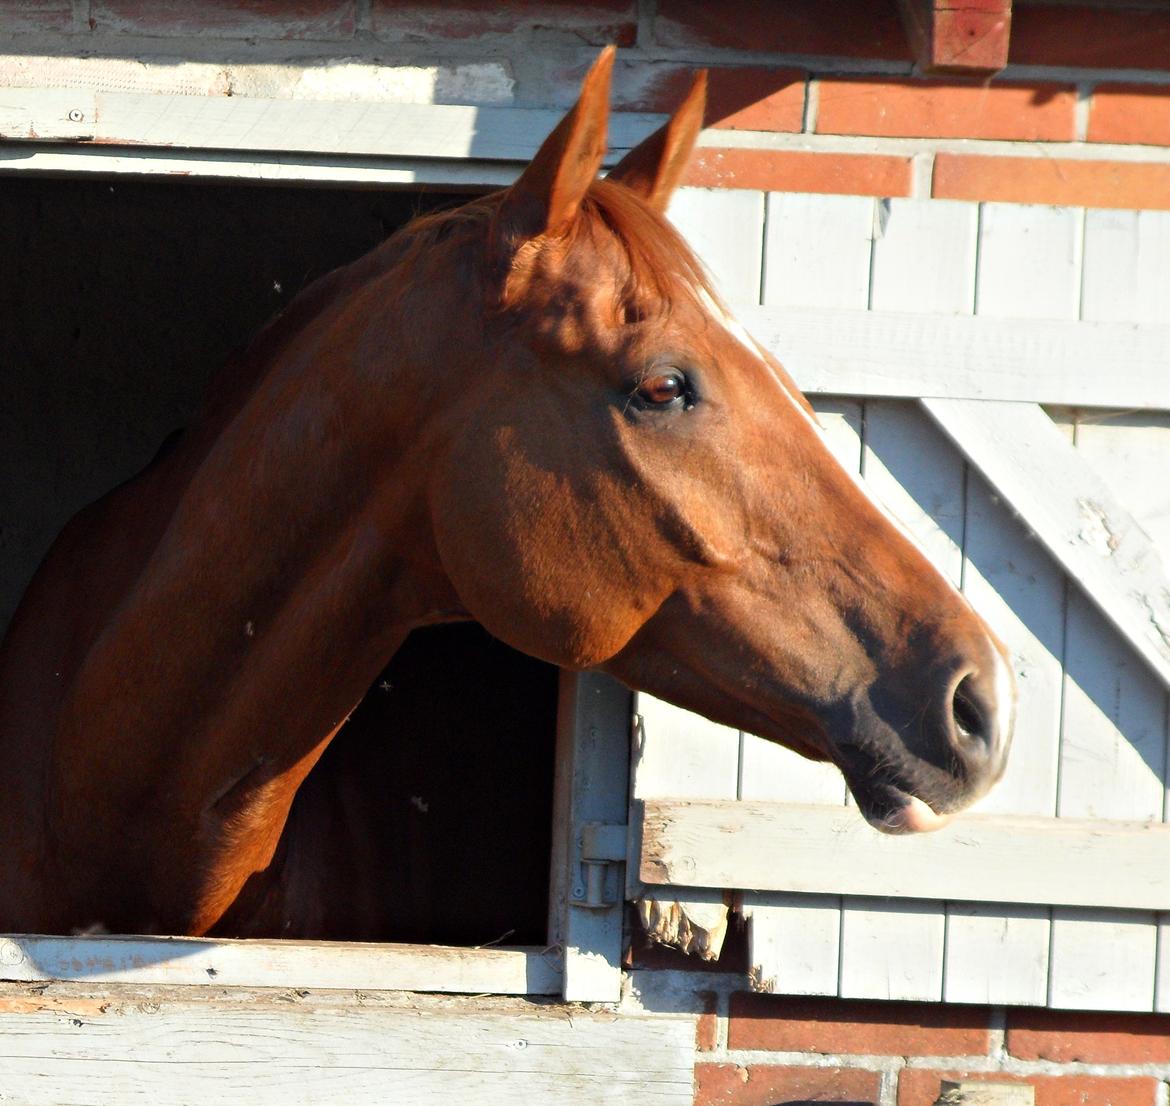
top-left (1076, 497), bottom-right (1121, 556)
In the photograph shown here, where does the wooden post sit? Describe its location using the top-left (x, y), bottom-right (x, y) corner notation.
top-left (896, 0), bottom-right (1013, 74)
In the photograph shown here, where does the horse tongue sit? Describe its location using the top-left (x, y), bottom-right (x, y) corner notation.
top-left (882, 795), bottom-right (953, 834)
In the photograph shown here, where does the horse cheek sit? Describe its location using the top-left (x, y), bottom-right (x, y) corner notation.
top-left (428, 440), bottom-right (645, 668)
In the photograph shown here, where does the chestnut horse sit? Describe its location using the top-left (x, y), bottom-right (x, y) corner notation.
top-left (0, 49), bottom-right (1013, 939)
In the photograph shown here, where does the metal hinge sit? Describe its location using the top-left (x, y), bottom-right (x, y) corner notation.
top-left (571, 821), bottom-right (628, 910)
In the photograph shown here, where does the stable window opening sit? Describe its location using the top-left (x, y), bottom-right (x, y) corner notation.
top-left (0, 174), bottom-right (618, 997)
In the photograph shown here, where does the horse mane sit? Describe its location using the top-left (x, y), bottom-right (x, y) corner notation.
top-left (196, 177), bottom-right (720, 436)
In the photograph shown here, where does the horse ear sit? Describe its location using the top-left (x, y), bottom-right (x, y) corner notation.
top-left (493, 46), bottom-right (614, 247)
top-left (607, 70), bottom-right (707, 212)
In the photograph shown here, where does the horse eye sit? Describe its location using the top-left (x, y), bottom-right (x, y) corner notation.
top-left (636, 372), bottom-right (686, 407)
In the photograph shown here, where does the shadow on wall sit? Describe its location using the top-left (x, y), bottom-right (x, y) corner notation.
top-left (865, 401), bottom-right (1169, 803)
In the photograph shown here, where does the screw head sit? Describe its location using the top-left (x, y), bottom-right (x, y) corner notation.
top-left (68, 109), bottom-right (84, 123)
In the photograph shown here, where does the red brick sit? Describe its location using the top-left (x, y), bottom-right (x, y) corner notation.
top-left (898, 1069), bottom-right (1158, 1106)
top-left (1011, 4), bottom-right (1170, 71)
top-left (1007, 1007), bottom-right (1170, 1064)
top-left (696, 1064), bottom-right (880, 1106)
top-left (0, 0), bottom-right (73, 33)
top-left (1089, 83), bottom-right (1170, 147)
top-left (696, 990), bottom-right (719, 1052)
top-left (684, 149), bottom-right (912, 197)
top-left (655, 0), bottom-right (911, 60)
top-left (817, 78), bottom-right (1076, 142)
top-left (933, 153), bottom-right (1170, 210)
top-left (614, 65), bottom-right (806, 131)
top-left (727, 994), bottom-right (991, 1056)
top-left (91, 0), bottom-right (355, 39)
top-left (370, 0), bottom-right (636, 46)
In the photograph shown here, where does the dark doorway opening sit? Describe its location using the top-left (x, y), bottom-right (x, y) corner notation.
top-left (1, 174), bottom-right (558, 946)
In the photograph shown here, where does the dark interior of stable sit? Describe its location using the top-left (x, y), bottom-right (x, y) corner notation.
top-left (1, 175), bottom-right (558, 946)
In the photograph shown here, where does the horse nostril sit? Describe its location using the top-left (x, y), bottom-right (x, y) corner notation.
top-left (951, 674), bottom-right (992, 752)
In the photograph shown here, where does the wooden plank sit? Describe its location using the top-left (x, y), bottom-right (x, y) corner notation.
top-left (1065, 410), bottom-right (1170, 1012)
top-left (943, 904), bottom-right (1050, 1005)
top-left (552, 672), bottom-right (630, 1003)
top-left (861, 196), bottom-right (1015, 1001)
top-left (738, 306), bottom-right (1170, 410)
top-left (1059, 596), bottom-right (1165, 823)
top-left (1051, 418), bottom-right (1167, 1012)
top-left (1048, 908), bottom-right (1158, 1011)
top-left (1081, 209), bottom-right (1170, 326)
top-left (0, 87), bottom-right (95, 140)
top-left (741, 892), bottom-right (841, 996)
top-left (1063, 411), bottom-right (1170, 553)
top-left (971, 199), bottom-right (1145, 1011)
top-left (843, 400), bottom-right (961, 1001)
top-left (667, 188), bottom-right (765, 304)
top-left (918, 203), bottom-right (1058, 1000)
top-left (976, 203), bottom-right (1081, 321)
top-left (852, 207), bottom-right (976, 1004)
top-left (0, 983), bottom-right (694, 1106)
top-left (870, 198), bottom-right (978, 315)
top-left (0, 142), bottom-right (521, 188)
top-left (946, 472), bottom-right (1059, 1005)
top-left (0, 87), bottom-right (663, 163)
top-left (762, 193), bottom-right (875, 310)
top-left (634, 695), bottom-right (739, 801)
top-left (0, 935), bottom-right (558, 994)
top-left (840, 899), bottom-right (945, 1002)
top-left (639, 799), bottom-right (1170, 912)
top-left (922, 399), bottom-right (1170, 691)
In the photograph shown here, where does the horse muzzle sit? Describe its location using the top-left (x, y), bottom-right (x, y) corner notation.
top-left (833, 642), bottom-right (1015, 835)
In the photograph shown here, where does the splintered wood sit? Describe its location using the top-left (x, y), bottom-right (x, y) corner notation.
top-left (637, 890), bottom-right (729, 960)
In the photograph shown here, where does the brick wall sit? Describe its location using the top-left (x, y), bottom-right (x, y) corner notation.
top-left (687, 990), bottom-right (1170, 1106)
top-left (4, 0), bottom-right (1170, 208)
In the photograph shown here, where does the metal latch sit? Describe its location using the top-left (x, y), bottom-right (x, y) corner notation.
top-left (573, 822), bottom-right (627, 909)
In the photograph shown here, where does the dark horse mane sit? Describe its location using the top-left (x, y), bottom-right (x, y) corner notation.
top-left (244, 178), bottom-right (720, 380)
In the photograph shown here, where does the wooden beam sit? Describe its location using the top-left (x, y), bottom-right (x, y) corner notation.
top-left (639, 799), bottom-right (1170, 911)
top-left (923, 399), bottom-right (1170, 690)
top-left (0, 982), bottom-right (694, 1105)
top-left (551, 672), bottom-right (631, 1003)
top-left (0, 936), bottom-right (560, 994)
top-left (0, 87), bottom-right (662, 163)
top-left (897, 0), bottom-right (1013, 74)
top-left (738, 306), bottom-right (1170, 411)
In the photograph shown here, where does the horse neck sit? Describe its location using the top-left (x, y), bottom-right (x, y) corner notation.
top-left (48, 251), bottom-right (468, 933)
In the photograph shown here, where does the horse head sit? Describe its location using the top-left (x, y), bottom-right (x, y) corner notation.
top-left (421, 48), bottom-right (1015, 832)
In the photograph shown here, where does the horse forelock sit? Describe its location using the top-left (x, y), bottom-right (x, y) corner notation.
top-left (490, 178), bottom-right (722, 324)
